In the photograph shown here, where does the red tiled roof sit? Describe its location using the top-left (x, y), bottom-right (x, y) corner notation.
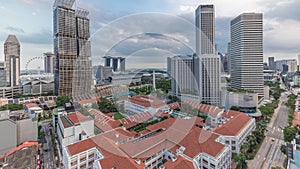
top-left (78, 98), bottom-right (100, 105)
top-left (128, 95), bottom-right (167, 108)
top-left (184, 101), bottom-right (223, 118)
top-left (5, 141), bottom-right (38, 156)
top-left (25, 103), bottom-right (40, 109)
top-left (89, 109), bottom-right (121, 132)
top-left (164, 156), bottom-right (194, 169)
top-left (154, 111), bottom-right (171, 118)
top-left (168, 102), bottom-right (180, 110)
top-left (99, 154), bottom-right (143, 169)
top-left (178, 127), bottom-right (225, 158)
top-left (214, 110), bottom-right (252, 136)
top-left (119, 112), bottom-right (153, 129)
top-left (67, 112), bottom-right (89, 125)
top-left (68, 138), bottom-right (97, 156)
top-left (146, 118), bottom-right (176, 132)
top-left (292, 111), bottom-right (300, 127)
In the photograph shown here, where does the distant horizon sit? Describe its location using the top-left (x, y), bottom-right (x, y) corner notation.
top-left (0, 0), bottom-right (299, 69)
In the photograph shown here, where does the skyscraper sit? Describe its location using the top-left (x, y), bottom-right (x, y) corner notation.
top-left (230, 13), bottom-right (264, 96)
top-left (4, 35), bottom-right (20, 87)
top-left (53, 0), bottom-right (92, 100)
top-left (268, 57), bottom-right (275, 70)
top-left (195, 5), bottom-right (221, 105)
top-left (44, 52), bottom-right (55, 74)
top-left (167, 55), bottom-right (199, 97)
top-left (0, 62), bottom-right (6, 87)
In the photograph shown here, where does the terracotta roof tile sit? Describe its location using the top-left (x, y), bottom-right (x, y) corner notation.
top-left (128, 95), bottom-right (167, 108)
top-left (184, 101), bottom-right (223, 118)
top-left (78, 98), bottom-right (100, 105)
top-left (5, 141), bottom-right (38, 156)
top-left (214, 110), bottom-right (252, 136)
top-left (67, 138), bottom-right (97, 156)
top-left (25, 103), bottom-right (40, 109)
top-left (67, 112), bottom-right (89, 125)
top-left (292, 111), bottom-right (300, 127)
top-left (178, 127), bottom-right (225, 158)
top-left (164, 156), bottom-right (194, 169)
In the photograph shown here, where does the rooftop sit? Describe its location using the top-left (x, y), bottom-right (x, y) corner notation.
top-left (214, 110), bottom-right (252, 136)
top-left (292, 111), bottom-right (300, 127)
top-left (184, 101), bottom-right (223, 118)
top-left (25, 103), bottom-right (40, 109)
top-left (163, 156), bottom-right (194, 169)
top-left (128, 95), bottom-right (167, 108)
top-left (67, 112), bottom-right (90, 125)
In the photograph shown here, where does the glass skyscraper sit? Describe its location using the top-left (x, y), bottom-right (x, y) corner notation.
top-left (53, 0), bottom-right (92, 101)
top-left (195, 5), bottom-right (221, 106)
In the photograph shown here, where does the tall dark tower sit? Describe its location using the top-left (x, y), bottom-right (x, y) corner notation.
top-left (53, 0), bottom-right (92, 100)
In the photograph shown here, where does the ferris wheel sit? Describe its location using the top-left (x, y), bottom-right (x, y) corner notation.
top-left (25, 56), bottom-right (44, 74)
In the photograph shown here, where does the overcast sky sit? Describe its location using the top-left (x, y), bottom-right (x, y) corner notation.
top-left (0, 0), bottom-right (299, 69)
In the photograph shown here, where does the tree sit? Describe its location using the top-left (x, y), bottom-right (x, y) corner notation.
top-left (230, 106), bottom-right (240, 111)
top-left (55, 96), bottom-right (70, 107)
top-left (97, 98), bottom-right (117, 114)
top-left (167, 95), bottom-right (180, 103)
top-left (240, 142), bottom-right (249, 154)
top-left (0, 103), bottom-right (23, 111)
top-left (284, 126), bottom-right (297, 142)
top-left (234, 154), bottom-right (247, 169)
top-left (280, 145), bottom-right (286, 154)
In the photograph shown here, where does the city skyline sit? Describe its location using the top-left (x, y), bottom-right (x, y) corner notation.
top-left (0, 0), bottom-right (299, 69)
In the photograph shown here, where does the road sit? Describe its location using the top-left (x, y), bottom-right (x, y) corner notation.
top-left (41, 122), bottom-right (55, 169)
top-left (248, 83), bottom-right (289, 169)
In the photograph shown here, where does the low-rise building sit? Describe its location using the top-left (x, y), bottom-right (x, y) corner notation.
top-left (0, 86), bottom-right (23, 99)
top-left (57, 112), bottom-right (94, 149)
top-left (125, 95), bottom-right (169, 115)
top-left (0, 141), bottom-right (38, 169)
top-left (24, 103), bottom-right (43, 118)
top-left (287, 136), bottom-right (300, 169)
top-left (184, 100), bottom-right (224, 127)
top-left (0, 111), bottom-right (38, 156)
top-left (62, 117), bottom-right (231, 169)
top-left (214, 110), bottom-right (256, 153)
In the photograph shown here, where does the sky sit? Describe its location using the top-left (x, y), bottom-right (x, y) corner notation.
top-left (0, 0), bottom-right (299, 69)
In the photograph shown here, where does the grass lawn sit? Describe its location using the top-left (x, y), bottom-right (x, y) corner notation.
top-left (114, 112), bottom-right (126, 120)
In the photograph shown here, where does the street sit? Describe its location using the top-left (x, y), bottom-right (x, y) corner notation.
top-left (248, 84), bottom-right (289, 168)
top-left (41, 122), bottom-right (55, 169)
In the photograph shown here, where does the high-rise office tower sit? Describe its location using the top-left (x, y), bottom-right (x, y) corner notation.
top-left (112, 58), bottom-right (118, 72)
top-left (44, 52), bottom-right (55, 74)
top-left (167, 55), bottom-right (199, 96)
top-left (298, 54), bottom-right (300, 71)
top-left (4, 35), bottom-right (20, 87)
top-left (196, 5), bottom-right (221, 105)
top-left (230, 13), bottom-right (264, 96)
top-left (120, 58), bottom-right (126, 72)
top-left (53, 0), bottom-right (92, 100)
top-left (0, 62), bottom-right (6, 87)
top-left (268, 57), bottom-right (275, 70)
top-left (104, 56), bottom-right (111, 67)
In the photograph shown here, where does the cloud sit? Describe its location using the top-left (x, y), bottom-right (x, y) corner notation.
top-left (18, 28), bottom-right (52, 44)
top-left (5, 26), bottom-right (25, 33)
top-left (90, 12), bottom-right (197, 67)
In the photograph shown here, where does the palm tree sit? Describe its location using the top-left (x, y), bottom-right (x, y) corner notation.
top-left (235, 154), bottom-right (248, 169)
top-left (241, 142), bottom-right (249, 154)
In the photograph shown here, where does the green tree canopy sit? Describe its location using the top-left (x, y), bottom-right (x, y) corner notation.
top-left (284, 126), bottom-right (297, 142)
top-left (55, 96), bottom-right (70, 107)
top-left (0, 103), bottom-right (24, 111)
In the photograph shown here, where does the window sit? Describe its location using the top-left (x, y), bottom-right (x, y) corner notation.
top-left (232, 146), bottom-right (236, 150)
top-left (225, 140), bottom-right (230, 144)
